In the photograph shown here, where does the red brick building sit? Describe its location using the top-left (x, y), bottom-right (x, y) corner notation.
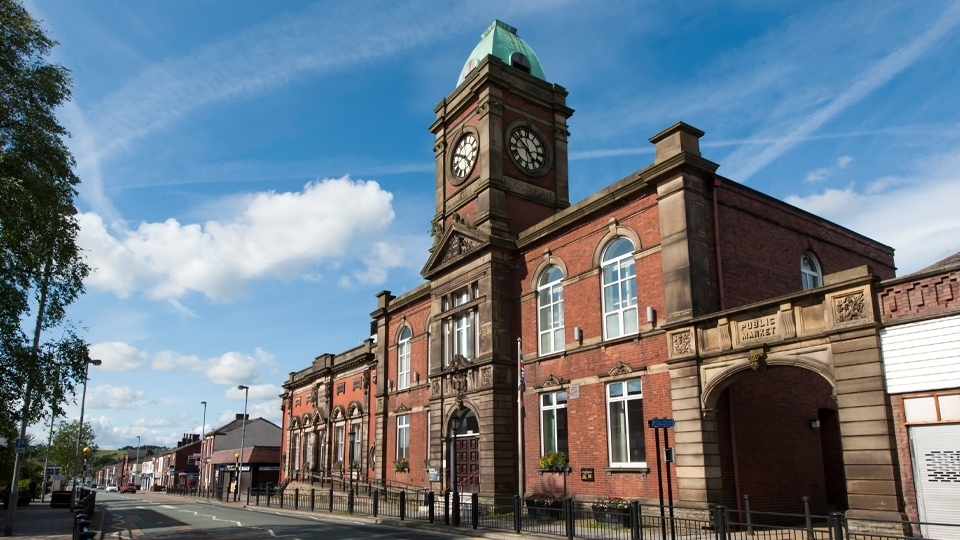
top-left (281, 20), bottom-right (913, 524)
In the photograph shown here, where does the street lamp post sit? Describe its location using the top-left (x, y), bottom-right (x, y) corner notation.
top-left (134, 435), bottom-right (141, 487)
top-left (199, 401), bottom-right (207, 495)
top-left (450, 411), bottom-right (463, 527)
top-left (348, 427), bottom-right (356, 493)
top-left (82, 447), bottom-right (91, 485)
top-left (71, 357), bottom-right (102, 511)
top-left (236, 385), bottom-right (249, 502)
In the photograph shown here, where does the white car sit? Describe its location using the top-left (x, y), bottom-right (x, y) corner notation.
top-left (105, 484), bottom-right (119, 492)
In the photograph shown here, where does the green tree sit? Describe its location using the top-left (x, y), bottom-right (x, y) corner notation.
top-left (1, 0), bottom-right (90, 437)
top-left (47, 420), bottom-right (97, 480)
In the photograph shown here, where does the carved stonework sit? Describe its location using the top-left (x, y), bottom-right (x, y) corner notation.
top-left (673, 331), bottom-right (693, 355)
top-left (431, 379), bottom-right (441, 396)
top-left (376, 398), bottom-right (383, 413)
top-left (440, 234), bottom-right (480, 265)
top-left (835, 292), bottom-right (866, 323)
top-left (481, 366), bottom-right (492, 385)
top-left (749, 348), bottom-right (768, 371)
top-left (538, 374), bottom-right (564, 389)
top-left (433, 140), bottom-right (446, 156)
top-left (608, 361), bottom-right (633, 377)
top-left (395, 403), bottom-right (410, 414)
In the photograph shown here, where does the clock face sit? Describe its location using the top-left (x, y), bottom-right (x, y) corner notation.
top-left (451, 132), bottom-right (479, 180)
top-left (508, 127), bottom-right (546, 173)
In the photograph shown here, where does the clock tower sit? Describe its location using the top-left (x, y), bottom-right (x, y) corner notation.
top-left (428, 20), bottom-right (573, 241)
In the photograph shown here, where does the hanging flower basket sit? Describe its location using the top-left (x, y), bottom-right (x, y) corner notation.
top-left (525, 493), bottom-right (564, 519)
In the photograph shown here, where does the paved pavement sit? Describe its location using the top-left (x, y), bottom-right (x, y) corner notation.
top-left (0, 501), bottom-right (77, 539)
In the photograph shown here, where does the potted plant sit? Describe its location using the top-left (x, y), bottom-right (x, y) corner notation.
top-left (332, 461), bottom-right (343, 473)
top-left (592, 496), bottom-right (630, 527)
top-left (538, 451), bottom-right (569, 471)
top-left (524, 492), bottom-right (564, 519)
top-left (393, 459), bottom-right (410, 473)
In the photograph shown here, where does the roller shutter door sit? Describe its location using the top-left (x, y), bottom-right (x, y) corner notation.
top-left (910, 424), bottom-right (960, 539)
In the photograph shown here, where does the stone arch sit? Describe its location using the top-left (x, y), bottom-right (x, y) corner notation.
top-left (701, 347), bottom-right (835, 410)
top-left (347, 400), bottom-right (364, 418)
top-left (591, 218), bottom-right (642, 269)
top-left (331, 404), bottom-right (346, 421)
top-left (394, 320), bottom-right (414, 343)
top-left (529, 251), bottom-right (569, 292)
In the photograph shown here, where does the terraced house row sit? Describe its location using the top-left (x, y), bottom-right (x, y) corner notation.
top-left (278, 20), bottom-right (960, 530)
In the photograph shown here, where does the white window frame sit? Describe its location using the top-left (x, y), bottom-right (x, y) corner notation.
top-left (443, 286), bottom-right (478, 365)
top-left (397, 328), bottom-right (411, 390)
top-left (606, 379), bottom-right (646, 467)
top-left (292, 433), bottom-right (301, 470)
top-left (334, 425), bottom-right (344, 465)
top-left (397, 415), bottom-right (410, 460)
top-left (540, 390), bottom-right (568, 455)
top-left (305, 432), bottom-right (314, 469)
top-left (537, 266), bottom-right (565, 356)
top-left (801, 252), bottom-right (822, 290)
top-left (350, 422), bottom-right (362, 466)
top-left (601, 238), bottom-right (638, 340)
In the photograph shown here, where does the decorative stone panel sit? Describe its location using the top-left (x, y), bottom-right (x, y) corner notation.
top-left (826, 285), bottom-right (874, 330)
top-left (667, 327), bottom-right (697, 359)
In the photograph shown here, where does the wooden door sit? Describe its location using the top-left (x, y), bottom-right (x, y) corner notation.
top-left (455, 435), bottom-right (480, 493)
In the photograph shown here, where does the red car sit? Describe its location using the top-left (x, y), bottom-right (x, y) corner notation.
top-left (119, 484), bottom-right (137, 494)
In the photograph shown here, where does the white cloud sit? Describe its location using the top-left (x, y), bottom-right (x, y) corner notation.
top-left (89, 342), bottom-right (147, 371)
top-left (837, 156), bottom-right (854, 169)
top-left (803, 167), bottom-right (830, 183)
top-left (87, 385), bottom-right (155, 410)
top-left (131, 418), bottom-right (172, 429)
top-left (785, 150), bottom-right (960, 274)
top-left (226, 384), bottom-right (282, 402)
top-left (79, 178), bottom-right (395, 301)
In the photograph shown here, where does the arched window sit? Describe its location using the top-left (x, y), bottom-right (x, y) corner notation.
top-left (801, 252), bottom-right (822, 290)
top-left (601, 237), bottom-right (638, 339)
top-left (537, 265), bottom-right (565, 355)
top-left (397, 328), bottom-right (411, 390)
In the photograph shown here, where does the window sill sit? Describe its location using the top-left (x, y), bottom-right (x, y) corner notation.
top-left (603, 467), bottom-right (650, 476)
top-left (536, 467), bottom-right (572, 475)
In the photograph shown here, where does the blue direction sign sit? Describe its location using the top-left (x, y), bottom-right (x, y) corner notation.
top-left (648, 417), bottom-right (675, 429)
top-left (14, 438), bottom-right (27, 453)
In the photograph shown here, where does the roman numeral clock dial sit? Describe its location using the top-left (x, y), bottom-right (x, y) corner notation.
top-left (451, 132), bottom-right (479, 182)
top-left (508, 126), bottom-right (546, 174)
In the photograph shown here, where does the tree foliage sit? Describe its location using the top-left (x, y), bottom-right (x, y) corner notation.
top-left (48, 420), bottom-right (97, 479)
top-left (0, 0), bottom-right (90, 438)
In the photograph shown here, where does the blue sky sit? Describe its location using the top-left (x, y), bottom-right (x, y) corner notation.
top-left (25, 0), bottom-right (960, 448)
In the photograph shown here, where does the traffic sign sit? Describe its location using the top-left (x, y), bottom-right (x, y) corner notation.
top-left (648, 418), bottom-right (675, 428)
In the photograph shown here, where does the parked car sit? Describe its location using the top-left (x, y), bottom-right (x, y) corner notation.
top-left (97, 484), bottom-right (105, 490)
top-left (105, 484), bottom-right (118, 492)
top-left (119, 483), bottom-right (137, 494)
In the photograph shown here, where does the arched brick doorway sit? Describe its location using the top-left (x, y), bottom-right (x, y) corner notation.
top-left (715, 366), bottom-right (847, 517)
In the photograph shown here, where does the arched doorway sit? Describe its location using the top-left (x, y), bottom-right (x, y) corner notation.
top-left (715, 366), bottom-right (847, 517)
top-left (451, 410), bottom-right (480, 493)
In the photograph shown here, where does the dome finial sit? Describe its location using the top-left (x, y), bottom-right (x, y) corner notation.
top-left (457, 20), bottom-right (546, 87)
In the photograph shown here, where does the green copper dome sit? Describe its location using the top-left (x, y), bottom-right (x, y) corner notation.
top-left (457, 20), bottom-right (546, 87)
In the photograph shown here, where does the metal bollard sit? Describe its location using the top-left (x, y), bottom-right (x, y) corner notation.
top-left (714, 505), bottom-right (728, 540)
top-left (428, 492), bottom-right (435, 523)
top-left (803, 496), bottom-right (813, 540)
top-left (246, 486), bottom-right (251, 506)
top-left (631, 500), bottom-right (641, 540)
top-left (830, 512), bottom-right (845, 540)
top-left (328, 486), bottom-right (334, 512)
top-left (348, 489), bottom-right (355, 514)
top-left (514, 495), bottom-right (522, 533)
top-left (565, 497), bottom-right (575, 540)
top-left (256, 488), bottom-right (260, 506)
top-left (472, 492), bottom-right (479, 529)
top-left (399, 490), bottom-right (406, 520)
top-left (372, 490), bottom-right (379, 517)
top-left (444, 490), bottom-right (450, 525)
top-left (310, 488), bottom-right (315, 512)
top-left (743, 495), bottom-right (753, 536)
top-left (294, 488), bottom-right (299, 510)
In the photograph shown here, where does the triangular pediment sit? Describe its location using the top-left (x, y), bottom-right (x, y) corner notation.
top-left (421, 222), bottom-right (489, 278)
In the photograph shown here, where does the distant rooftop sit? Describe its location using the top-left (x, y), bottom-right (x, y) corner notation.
top-left (457, 20), bottom-right (546, 87)
top-left (914, 250), bottom-right (960, 275)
